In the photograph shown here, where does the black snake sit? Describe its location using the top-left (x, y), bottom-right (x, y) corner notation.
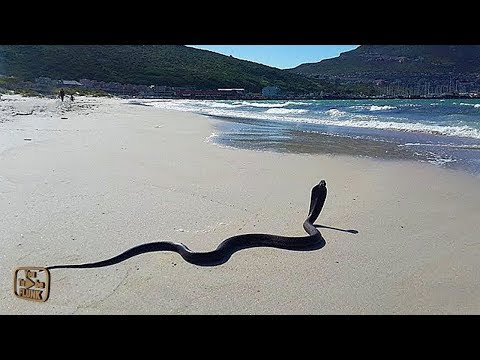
top-left (46, 180), bottom-right (327, 269)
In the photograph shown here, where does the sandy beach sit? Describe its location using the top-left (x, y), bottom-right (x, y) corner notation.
top-left (1, 94), bottom-right (480, 314)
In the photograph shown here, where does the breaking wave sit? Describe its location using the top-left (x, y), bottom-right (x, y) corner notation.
top-left (265, 108), bottom-right (308, 115)
top-left (349, 105), bottom-right (398, 111)
top-left (139, 99), bottom-right (480, 140)
top-left (325, 108), bottom-right (346, 116)
top-left (459, 103), bottom-right (480, 108)
top-left (239, 101), bottom-right (309, 108)
top-left (369, 105), bottom-right (397, 111)
top-left (286, 117), bottom-right (480, 139)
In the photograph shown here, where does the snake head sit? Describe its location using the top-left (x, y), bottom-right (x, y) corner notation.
top-left (308, 180), bottom-right (327, 223)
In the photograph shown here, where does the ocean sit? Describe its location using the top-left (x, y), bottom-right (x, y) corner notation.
top-left (135, 98), bottom-right (480, 176)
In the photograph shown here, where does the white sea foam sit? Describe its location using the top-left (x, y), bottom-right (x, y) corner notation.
top-left (205, 132), bottom-right (218, 143)
top-left (459, 103), bottom-right (480, 108)
top-left (400, 143), bottom-right (480, 150)
top-left (240, 101), bottom-right (307, 108)
top-left (269, 114), bottom-right (480, 139)
top-left (205, 102), bottom-right (244, 109)
top-left (369, 105), bottom-right (397, 111)
top-left (143, 99), bottom-right (480, 140)
top-left (265, 108), bottom-right (308, 115)
top-left (426, 153), bottom-right (457, 166)
top-left (428, 157), bottom-right (457, 166)
top-left (307, 119), bottom-right (480, 139)
top-left (146, 99), bottom-right (304, 112)
top-left (325, 108), bottom-right (346, 116)
top-left (349, 105), bottom-right (398, 111)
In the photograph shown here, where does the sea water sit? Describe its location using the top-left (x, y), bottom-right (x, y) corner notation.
top-left (137, 98), bottom-right (480, 176)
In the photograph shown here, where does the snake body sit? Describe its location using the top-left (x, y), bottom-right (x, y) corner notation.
top-left (47, 180), bottom-right (327, 269)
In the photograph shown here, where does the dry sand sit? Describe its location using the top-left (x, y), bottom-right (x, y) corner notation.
top-left (1, 94), bottom-right (480, 314)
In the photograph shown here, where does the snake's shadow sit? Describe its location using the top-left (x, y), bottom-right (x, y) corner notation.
top-left (314, 224), bottom-right (359, 234)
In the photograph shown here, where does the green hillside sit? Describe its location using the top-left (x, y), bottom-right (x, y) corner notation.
top-left (291, 45), bottom-right (480, 81)
top-left (0, 45), bottom-right (323, 93)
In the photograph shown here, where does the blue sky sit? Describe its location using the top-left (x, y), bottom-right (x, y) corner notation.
top-left (187, 45), bottom-right (359, 69)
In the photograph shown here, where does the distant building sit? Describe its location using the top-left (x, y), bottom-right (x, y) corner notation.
top-left (60, 80), bottom-right (83, 87)
top-left (217, 88), bottom-right (245, 97)
top-left (262, 86), bottom-right (280, 97)
top-left (33, 77), bottom-right (57, 93)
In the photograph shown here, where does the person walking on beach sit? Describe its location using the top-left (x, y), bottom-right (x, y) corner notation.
top-left (59, 88), bottom-right (65, 102)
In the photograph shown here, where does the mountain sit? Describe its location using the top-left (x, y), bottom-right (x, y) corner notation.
top-left (0, 45), bottom-right (322, 93)
top-left (291, 45), bottom-right (480, 83)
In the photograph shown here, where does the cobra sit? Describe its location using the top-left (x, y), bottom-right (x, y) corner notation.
top-left (46, 180), bottom-right (327, 269)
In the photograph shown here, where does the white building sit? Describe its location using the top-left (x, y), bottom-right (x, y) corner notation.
top-left (60, 80), bottom-right (83, 87)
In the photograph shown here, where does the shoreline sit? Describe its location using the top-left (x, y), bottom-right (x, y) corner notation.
top-left (131, 97), bottom-right (480, 177)
top-left (2, 95), bottom-right (480, 314)
top-left (198, 113), bottom-right (480, 178)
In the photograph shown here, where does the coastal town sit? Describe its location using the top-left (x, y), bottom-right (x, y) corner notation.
top-left (1, 75), bottom-right (480, 100)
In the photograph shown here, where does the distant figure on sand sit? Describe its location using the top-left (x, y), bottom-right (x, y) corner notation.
top-left (59, 89), bottom-right (65, 102)
top-left (70, 94), bottom-right (74, 101)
